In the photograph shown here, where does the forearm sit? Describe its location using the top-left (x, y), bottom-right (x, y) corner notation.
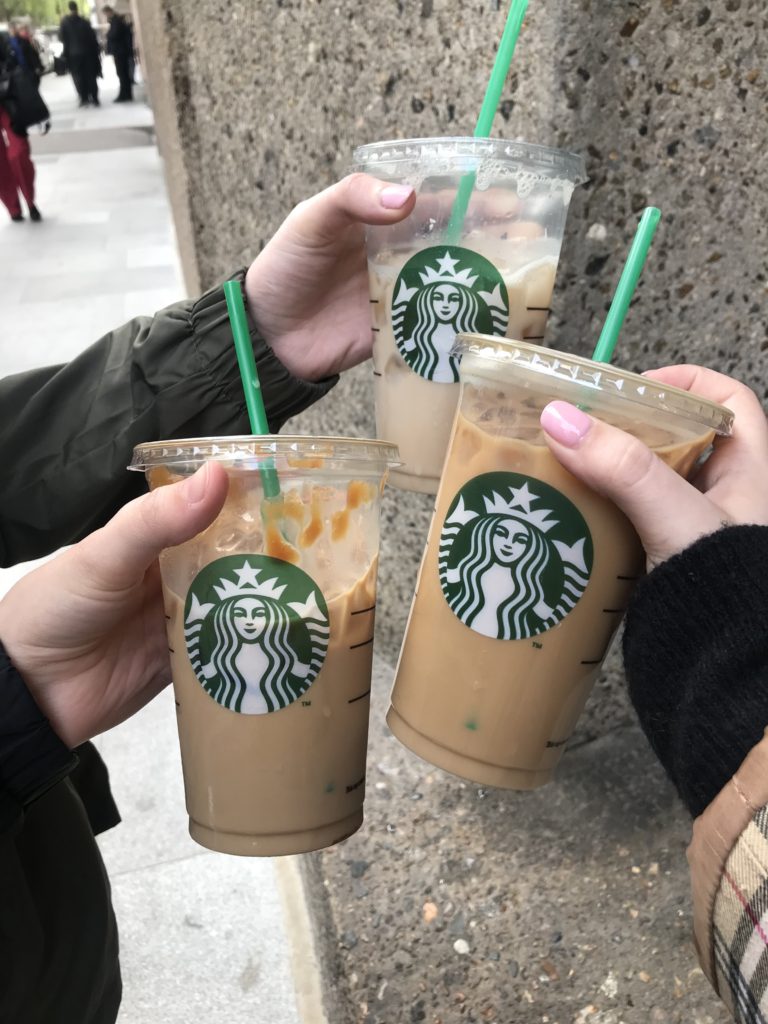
top-left (0, 271), bottom-right (337, 566)
top-left (623, 525), bottom-right (768, 816)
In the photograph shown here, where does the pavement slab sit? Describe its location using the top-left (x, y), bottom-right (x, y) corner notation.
top-left (0, 66), bottom-right (312, 1024)
top-left (94, 690), bottom-right (306, 1024)
top-left (0, 69), bottom-right (181, 367)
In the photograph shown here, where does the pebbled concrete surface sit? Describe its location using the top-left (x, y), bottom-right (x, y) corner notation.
top-left (300, 660), bottom-right (730, 1024)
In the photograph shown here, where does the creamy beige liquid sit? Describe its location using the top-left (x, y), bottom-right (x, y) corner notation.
top-left (388, 403), bottom-right (715, 789)
top-left (165, 563), bottom-right (377, 856)
top-left (369, 253), bottom-right (557, 493)
top-left (152, 468), bottom-right (384, 856)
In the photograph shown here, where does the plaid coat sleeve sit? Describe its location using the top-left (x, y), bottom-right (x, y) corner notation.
top-left (688, 730), bottom-right (768, 1022)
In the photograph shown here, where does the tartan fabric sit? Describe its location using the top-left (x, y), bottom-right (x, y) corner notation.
top-left (713, 804), bottom-right (768, 1022)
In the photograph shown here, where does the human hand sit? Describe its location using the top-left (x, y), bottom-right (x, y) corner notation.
top-left (244, 173), bottom-right (416, 382)
top-left (539, 365), bottom-right (768, 569)
top-left (0, 463), bottom-right (228, 748)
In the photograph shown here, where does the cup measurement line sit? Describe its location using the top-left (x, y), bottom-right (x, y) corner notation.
top-left (373, 371), bottom-right (382, 377)
top-left (371, 327), bottom-right (380, 333)
top-left (350, 604), bottom-right (377, 616)
top-left (369, 299), bottom-right (379, 304)
top-left (602, 607), bottom-right (627, 614)
top-left (523, 335), bottom-right (545, 341)
top-left (526, 306), bottom-right (551, 312)
top-left (349, 636), bottom-right (375, 650)
top-left (168, 646), bottom-right (175, 654)
top-left (580, 658), bottom-right (602, 665)
top-left (348, 689), bottom-right (371, 704)
top-left (616, 574), bottom-right (640, 581)
top-left (546, 737), bottom-right (569, 749)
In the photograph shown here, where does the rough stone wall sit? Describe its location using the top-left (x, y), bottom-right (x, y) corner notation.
top-left (152, 0), bottom-right (764, 739)
top-left (137, 3), bottom-right (766, 1019)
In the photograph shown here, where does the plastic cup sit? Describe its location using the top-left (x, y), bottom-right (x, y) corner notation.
top-left (387, 337), bottom-right (734, 789)
top-left (129, 435), bottom-right (399, 856)
top-left (353, 137), bottom-right (586, 494)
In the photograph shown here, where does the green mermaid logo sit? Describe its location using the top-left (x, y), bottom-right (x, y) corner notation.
top-left (438, 473), bottom-right (593, 640)
top-left (392, 246), bottom-right (509, 382)
top-left (184, 556), bottom-right (329, 714)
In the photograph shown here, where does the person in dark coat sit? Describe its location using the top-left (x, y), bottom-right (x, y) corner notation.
top-left (59, 0), bottom-right (101, 107)
top-left (0, 32), bottom-right (42, 222)
top-left (8, 22), bottom-right (43, 84)
top-left (102, 5), bottom-right (133, 103)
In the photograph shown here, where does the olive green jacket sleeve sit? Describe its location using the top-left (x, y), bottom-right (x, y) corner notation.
top-left (0, 272), bottom-right (338, 566)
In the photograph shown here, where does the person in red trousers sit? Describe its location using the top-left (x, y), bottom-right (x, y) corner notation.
top-left (0, 32), bottom-right (42, 223)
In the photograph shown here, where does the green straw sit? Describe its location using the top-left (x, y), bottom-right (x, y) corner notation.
top-left (445, 0), bottom-right (529, 244)
top-left (591, 207), bottom-right (661, 363)
top-left (223, 280), bottom-right (281, 499)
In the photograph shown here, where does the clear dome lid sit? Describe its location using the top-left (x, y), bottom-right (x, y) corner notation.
top-left (130, 435), bottom-right (401, 471)
top-left (454, 335), bottom-right (734, 437)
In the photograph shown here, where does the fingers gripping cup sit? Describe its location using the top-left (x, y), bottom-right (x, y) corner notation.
top-left (354, 137), bottom-right (586, 494)
top-left (130, 436), bottom-right (398, 856)
top-left (387, 337), bottom-right (733, 790)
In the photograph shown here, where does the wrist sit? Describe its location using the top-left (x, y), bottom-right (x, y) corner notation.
top-left (624, 524), bottom-right (768, 815)
top-left (264, 334), bottom-right (323, 383)
top-left (242, 265), bottom-right (322, 383)
top-left (0, 640), bottom-right (77, 809)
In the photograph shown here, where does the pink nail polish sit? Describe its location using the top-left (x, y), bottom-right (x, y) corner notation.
top-left (380, 185), bottom-right (414, 209)
top-left (540, 401), bottom-right (593, 448)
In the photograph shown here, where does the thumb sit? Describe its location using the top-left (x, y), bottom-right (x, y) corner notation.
top-left (539, 401), bottom-right (725, 564)
top-left (77, 462), bottom-right (229, 589)
top-left (288, 172), bottom-right (416, 242)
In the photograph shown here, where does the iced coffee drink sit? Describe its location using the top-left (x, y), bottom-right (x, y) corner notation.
top-left (130, 436), bottom-right (398, 856)
top-left (354, 138), bottom-right (586, 493)
top-left (388, 337), bottom-right (734, 789)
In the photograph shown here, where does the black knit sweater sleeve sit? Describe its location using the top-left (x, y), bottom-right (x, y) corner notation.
top-left (622, 525), bottom-right (768, 817)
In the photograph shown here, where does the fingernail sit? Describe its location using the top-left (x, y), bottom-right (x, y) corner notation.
top-left (540, 401), bottom-right (593, 447)
top-left (380, 184), bottom-right (414, 209)
top-left (181, 464), bottom-right (209, 504)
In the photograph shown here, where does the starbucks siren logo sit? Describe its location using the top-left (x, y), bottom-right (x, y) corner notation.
top-left (438, 472), bottom-right (593, 641)
top-left (184, 555), bottom-right (330, 714)
top-left (391, 245), bottom-right (509, 382)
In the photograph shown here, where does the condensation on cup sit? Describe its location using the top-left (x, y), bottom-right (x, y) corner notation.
top-left (353, 137), bottom-right (587, 494)
top-left (388, 335), bottom-right (734, 789)
top-left (129, 435), bottom-right (399, 856)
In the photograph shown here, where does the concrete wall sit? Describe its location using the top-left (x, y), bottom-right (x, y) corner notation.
top-left (135, 3), bottom-right (766, 1019)
top-left (137, 0), bottom-right (767, 737)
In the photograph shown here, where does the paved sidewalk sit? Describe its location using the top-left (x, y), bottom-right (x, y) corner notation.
top-left (0, 67), bottom-right (311, 1024)
top-left (1, 67), bottom-right (179, 375)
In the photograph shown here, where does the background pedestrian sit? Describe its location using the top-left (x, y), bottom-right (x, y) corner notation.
top-left (102, 6), bottom-right (133, 103)
top-left (59, 1), bottom-right (101, 108)
top-left (0, 32), bottom-right (43, 223)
